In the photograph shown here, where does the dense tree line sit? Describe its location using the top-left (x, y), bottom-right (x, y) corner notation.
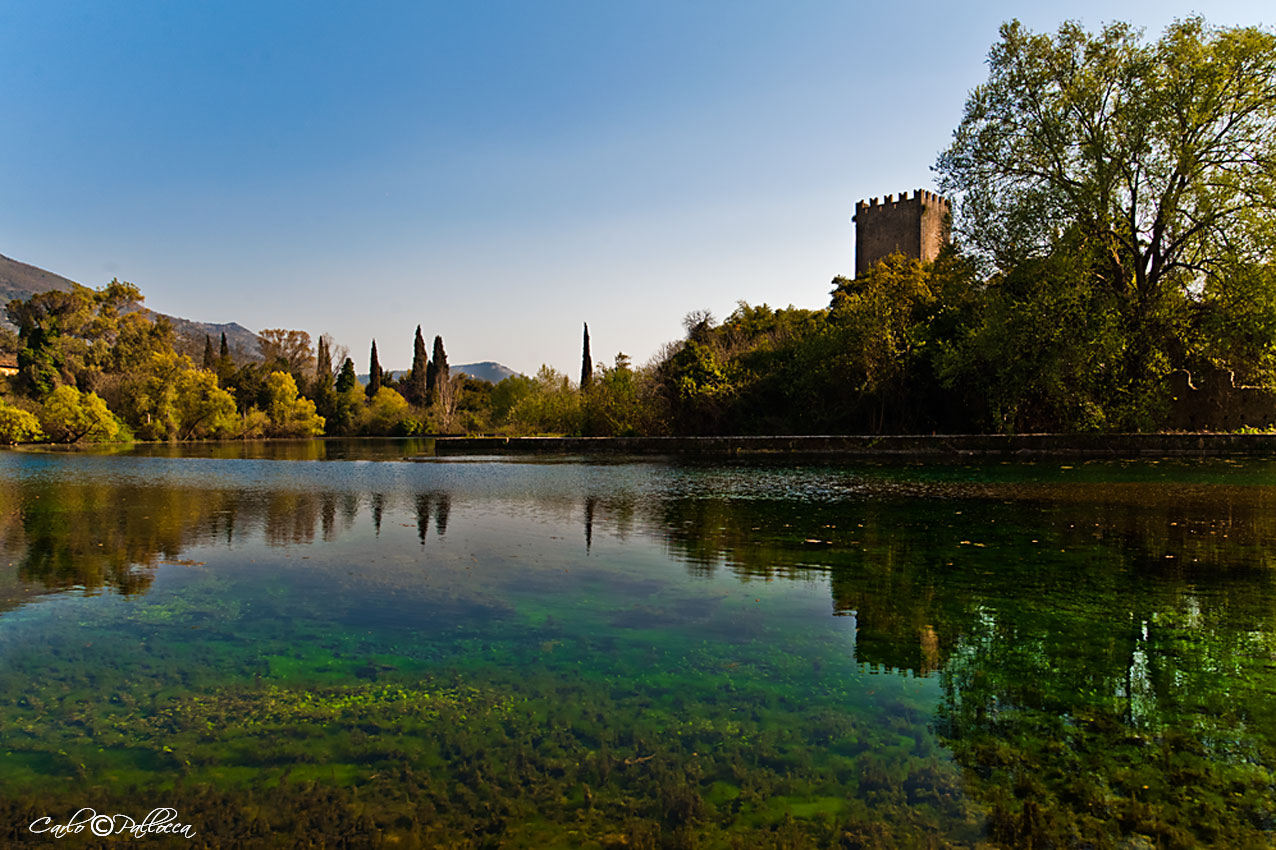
top-left (0, 280), bottom-right (493, 443)
top-left (487, 17), bottom-right (1276, 437)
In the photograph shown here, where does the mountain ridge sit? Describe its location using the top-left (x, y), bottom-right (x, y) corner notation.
top-left (0, 253), bottom-right (263, 360)
top-left (362, 362), bottom-right (520, 385)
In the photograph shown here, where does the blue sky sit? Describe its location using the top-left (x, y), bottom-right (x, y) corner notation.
top-left (1, 1), bottom-right (1271, 374)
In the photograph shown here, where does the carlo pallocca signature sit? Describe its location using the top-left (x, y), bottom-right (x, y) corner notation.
top-left (30, 807), bottom-right (197, 839)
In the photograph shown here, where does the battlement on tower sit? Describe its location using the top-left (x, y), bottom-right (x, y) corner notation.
top-left (852, 189), bottom-right (951, 277)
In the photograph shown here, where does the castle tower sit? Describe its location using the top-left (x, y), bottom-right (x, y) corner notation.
top-left (853, 189), bottom-right (951, 277)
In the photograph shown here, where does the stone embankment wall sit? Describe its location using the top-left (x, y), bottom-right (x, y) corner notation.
top-left (433, 433), bottom-right (1276, 458)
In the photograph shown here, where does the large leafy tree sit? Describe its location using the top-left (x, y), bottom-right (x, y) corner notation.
top-left (258, 328), bottom-right (314, 389)
top-left (937, 253), bottom-right (1125, 432)
top-left (937, 18), bottom-right (1276, 403)
top-left (38, 385), bottom-right (127, 443)
top-left (938, 18), bottom-right (1276, 283)
top-left (6, 279), bottom-right (147, 395)
top-left (123, 351), bottom-right (237, 441)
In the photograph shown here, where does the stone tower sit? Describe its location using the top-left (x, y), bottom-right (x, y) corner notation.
top-left (853, 189), bottom-right (951, 277)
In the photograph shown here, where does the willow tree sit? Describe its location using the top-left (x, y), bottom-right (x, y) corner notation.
top-left (936, 18), bottom-right (1276, 409)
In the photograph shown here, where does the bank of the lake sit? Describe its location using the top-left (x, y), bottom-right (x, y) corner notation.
top-left (433, 432), bottom-right (1276, 458)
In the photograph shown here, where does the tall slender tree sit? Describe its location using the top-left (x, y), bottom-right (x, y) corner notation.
top-left (215, 332), bottom-right (234, 385)
top-left (408, 326), bottom-right (429, 405)
top-left (580, 323), bottom-right (593, 392)
top-left (313, 334), bottom-right (336, 418)
top-left (315, 335), bottom-right (331, 384)
top-left (429, 335), bottom-right (449, 406)
top-left (202, 335), bottom-right (216, 371)
top-left (366, 340), bottom-right (383, 399)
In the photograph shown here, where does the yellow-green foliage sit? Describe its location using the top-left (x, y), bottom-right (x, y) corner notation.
top-left (265, 371), bottom-right (325, 437)
top-left (227, 407), bottom-right (270, 440)
top-left (506, 366), bottom-right (581, 435)
top-left (0, 401), bottom-right (44, 444)
top-left (359, 386), bottom-right (410, 435)
top-left (170, 369), bottom-right (237, 439)
top-left (38, 386), bottom-right (128, 443)
top-left (122, 351), bottom-right (238, 440)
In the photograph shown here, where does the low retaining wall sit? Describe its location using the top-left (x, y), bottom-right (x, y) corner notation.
top-left (432, 433), bottom-right (1276, 458)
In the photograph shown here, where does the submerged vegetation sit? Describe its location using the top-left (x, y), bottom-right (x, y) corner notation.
top-left (1, 454), bottom-right (1275, 846)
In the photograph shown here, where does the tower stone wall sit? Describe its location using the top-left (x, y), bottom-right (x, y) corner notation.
top-left (853, 189), bottom-right (951, 277)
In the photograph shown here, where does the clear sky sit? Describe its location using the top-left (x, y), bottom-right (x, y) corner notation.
top-left (1, 1), bottom-right (1271, 375)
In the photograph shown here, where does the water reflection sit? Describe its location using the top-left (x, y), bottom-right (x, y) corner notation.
top-left (5, 462), bottom-right (1276, 674)
top-left (1, 453), bottom-right (1275, 846)
top-left (412, 492), bottom-right (452, 543)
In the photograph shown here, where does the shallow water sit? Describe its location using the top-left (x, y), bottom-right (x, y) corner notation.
top-left (1, 443), bottom-right (1274, 848)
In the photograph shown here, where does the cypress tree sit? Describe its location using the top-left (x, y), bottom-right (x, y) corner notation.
top-left (336, 358), bottom-right (357, 394)
top-left (366, 340), bottom-right (382, 399)
top-left (202, 334), bottom-right (216, 371)
top-left (409, 326), bottom-right (429, 405)
top-left (214, 332), bottom-right (234, 385)
top-left (313, 335), bottom-right (336, 418)
top-left (429, 335), bottom-right (449, 406)
top-left (580, 323), bottom-right (593, 392)
top-left (315, 336), bottom-right (331, 385)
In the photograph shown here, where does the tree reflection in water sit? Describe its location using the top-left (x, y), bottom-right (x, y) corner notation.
top-left (1, 458), bottom-right (1274, 847)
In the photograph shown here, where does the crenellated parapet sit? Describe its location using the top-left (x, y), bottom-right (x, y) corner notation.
top-left (853, 188), bottom-right (952, 276)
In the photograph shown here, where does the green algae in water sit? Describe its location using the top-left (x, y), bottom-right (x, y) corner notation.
top-left (1, 450), bottom-right (1275, 848)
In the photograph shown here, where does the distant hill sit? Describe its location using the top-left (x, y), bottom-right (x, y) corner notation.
top-left (0, 254), bottom-right (518, 378)
top-left (0, 253), bottom-right (77, 304)
top-left (360, 363), bottom-right (521, 386)
top-left (0, 252), bottom-right (261, 361)
top-left (455, 361), bottom-right (519, 383)
top-left (135, 308), bottom-right (262, 363)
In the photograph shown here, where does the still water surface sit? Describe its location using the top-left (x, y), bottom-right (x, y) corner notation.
top-left (0, 442), bottom-right (1274, 848)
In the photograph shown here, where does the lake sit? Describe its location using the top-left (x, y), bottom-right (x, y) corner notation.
top-left (1, 442), bottom-right (1274, 848)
